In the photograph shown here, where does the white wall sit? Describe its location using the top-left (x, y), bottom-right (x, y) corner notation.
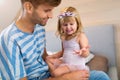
top-left (0, 0), bottom-right (120, 31)
top-left (0, 0), bottom-right (120, 79)
top-left (45, 0), bottom-right (120, 31)
top-left (0, 0), bottom-right (21, 32)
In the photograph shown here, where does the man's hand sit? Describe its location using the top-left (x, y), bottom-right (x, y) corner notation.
top-left (48, 70), bottom-right (89, 80)
top-left (20, 77), bottom-right (27, 80)
top-left (63, 70), bottom-right (89, 80)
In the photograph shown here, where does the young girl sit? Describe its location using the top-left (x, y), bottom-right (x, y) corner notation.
top-left (46, 6), bottom-right (90, 77)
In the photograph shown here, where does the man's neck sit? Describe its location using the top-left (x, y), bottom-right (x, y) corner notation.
top-left (16, 17), bottom-right (35, 33)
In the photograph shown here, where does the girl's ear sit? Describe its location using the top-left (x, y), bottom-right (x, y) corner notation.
top-left (23, 2), bottom-right (33, 13)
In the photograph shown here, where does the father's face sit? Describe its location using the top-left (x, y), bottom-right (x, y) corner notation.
top-left (31, 3), bottom-right (54, 26)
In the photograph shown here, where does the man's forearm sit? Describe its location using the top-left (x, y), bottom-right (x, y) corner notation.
top-left (20, 77), bottom-right (27, 80)
top-left (46, 76), bottom-right (68, 80)
top-left (46, 70), bottom-right (89, 80)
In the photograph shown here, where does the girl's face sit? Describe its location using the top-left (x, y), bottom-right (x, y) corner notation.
top-left (61, 18), bottom-right (77, 35)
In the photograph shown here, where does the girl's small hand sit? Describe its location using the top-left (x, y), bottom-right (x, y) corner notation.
top-left (73, 50), bottom-right (82, 55)
top-left (73, 48), bottom-right (87, 55)
top-left (81, 48), bottom-right (87, 52)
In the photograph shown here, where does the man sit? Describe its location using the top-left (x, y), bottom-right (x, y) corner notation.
top-left (0, 0), bottom-right (89, 80)
top-left (0, 0), bottom-right (111, 80)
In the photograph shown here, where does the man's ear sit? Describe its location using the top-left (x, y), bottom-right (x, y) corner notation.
top-left (23, 2), bottom-right (33, 13)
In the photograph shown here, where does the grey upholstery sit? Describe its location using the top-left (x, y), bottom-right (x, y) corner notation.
top-left (46, 24), bottom-right (116, 66)
top-left (46, 24), bottom-right (118, 80)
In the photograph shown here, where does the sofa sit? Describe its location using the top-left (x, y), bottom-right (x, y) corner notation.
top-left (46, 24), bottom-right (118, 80)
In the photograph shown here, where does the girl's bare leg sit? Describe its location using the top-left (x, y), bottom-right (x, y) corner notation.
top-left (51, 65), bottom-right (70, 77)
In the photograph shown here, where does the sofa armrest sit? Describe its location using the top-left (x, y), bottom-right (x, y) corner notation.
top-left (108, 66), bottom-right (118, 80)
top-left (87, 55), bottom-right (109, 73)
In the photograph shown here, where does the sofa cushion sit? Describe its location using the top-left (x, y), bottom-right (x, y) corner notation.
top-left (87, 54), bottom-right (109, 73)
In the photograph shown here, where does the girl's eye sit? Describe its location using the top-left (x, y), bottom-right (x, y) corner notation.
top-left (70, 23), bottom-right (73, 25)
top-left (63, 24), bottom-right (68, 26)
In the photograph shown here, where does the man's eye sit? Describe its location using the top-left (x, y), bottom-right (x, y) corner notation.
top-left (44, 10), bottom-right (51, 12)
top-left (44, 10), bottom-right (49, 12)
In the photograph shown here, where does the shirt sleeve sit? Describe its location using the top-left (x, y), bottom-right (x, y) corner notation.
top-left (0, 38), bottom-right (27, 80)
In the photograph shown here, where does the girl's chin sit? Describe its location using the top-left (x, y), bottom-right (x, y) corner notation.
top-left (66, 32), bottom-right (73, 35)
top-left (66, 33), bottom-right (73, 35)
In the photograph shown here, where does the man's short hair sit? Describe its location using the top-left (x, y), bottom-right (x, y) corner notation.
top-left (21, 0), bottom-right (61, 8)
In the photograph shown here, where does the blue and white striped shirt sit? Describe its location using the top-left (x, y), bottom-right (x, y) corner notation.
top-left (0, 22), bottom-right (50, 80)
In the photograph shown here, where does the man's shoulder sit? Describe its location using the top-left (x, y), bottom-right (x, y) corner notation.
top-left (0, 22), bottom-right (17, 42)
top-left (0, 22), bottom-right (16, 35)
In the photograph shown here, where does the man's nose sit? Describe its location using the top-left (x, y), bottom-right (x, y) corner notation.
top-left (48, 12), bottom-right (53, 18)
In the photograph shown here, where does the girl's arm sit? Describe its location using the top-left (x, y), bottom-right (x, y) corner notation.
top-left (78, 32), bottom-right (90, 57)
top-left (42, 48), bottom-right (63, 60)
top-left (50, 38), bottom-right (64, 58)
top-left (44, 43), bottom-right (64, 73)
top-left (48, 50), bottom-right (63, 58)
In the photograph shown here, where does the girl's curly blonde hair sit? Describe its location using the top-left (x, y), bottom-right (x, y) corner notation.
top-left (57, 6), bottom-right (83, 37)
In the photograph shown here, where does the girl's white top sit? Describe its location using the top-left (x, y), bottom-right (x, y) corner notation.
top-left (62, 37), bottom-right (87, 69)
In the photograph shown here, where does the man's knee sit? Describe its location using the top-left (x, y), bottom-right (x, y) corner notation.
top-left (89, 70), bottom-right (111, 80)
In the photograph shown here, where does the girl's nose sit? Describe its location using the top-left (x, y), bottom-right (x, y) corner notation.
top-left (66, 25), bottom-right (71, 29)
